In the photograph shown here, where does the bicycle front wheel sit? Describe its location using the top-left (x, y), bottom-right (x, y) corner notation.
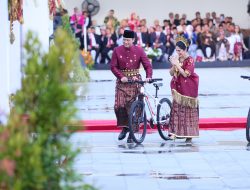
top-left (246, 108), bottom-right (250, 142)
top-left (157, 98), bottom-right (172, 141)
top-left (129, 100), bottom-right (147, 144)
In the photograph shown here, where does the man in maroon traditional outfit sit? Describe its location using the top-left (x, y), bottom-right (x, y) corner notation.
top-left (168, 35), bottom-right (199, 144)
top-left (110, 30), bottom-right (152, 143)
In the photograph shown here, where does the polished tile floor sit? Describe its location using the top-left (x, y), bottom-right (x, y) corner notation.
top-left (71, 129), bottom-right (250, 190)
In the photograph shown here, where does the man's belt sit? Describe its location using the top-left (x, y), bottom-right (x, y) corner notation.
top-left (121, 69), bottom-right (139, 77)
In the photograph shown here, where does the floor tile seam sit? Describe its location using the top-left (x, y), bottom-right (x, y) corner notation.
top-left (225, 151), bottom-right (250, 176)
top-left (118, 150), bottom-right (129, 190)
top-left (168, 152), bottom-right (193, 186)
top-left (199, 152), bottom-right (230, 188)
top-left (144, 150), bottom-right (164, 190)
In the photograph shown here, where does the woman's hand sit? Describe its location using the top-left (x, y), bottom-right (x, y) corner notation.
top-left (169, 55), bottom-right (179, 67)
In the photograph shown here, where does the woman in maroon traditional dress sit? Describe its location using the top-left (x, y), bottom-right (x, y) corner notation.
top-left (168, 35), bottom-right (199, 143)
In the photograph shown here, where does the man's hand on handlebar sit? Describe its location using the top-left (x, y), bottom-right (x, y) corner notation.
top-left (132, 76), bottom-right (139, 81)
top-left (121, 77), bottom-right (128, 83)
top-left (145, 78), bottom-right (152, 83)
top-left (121, 77), bottom-right (155, 83)
top-left (121, 77), bottom-right (139, 83)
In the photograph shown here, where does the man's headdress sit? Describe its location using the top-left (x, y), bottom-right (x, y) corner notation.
top-left (123, 30), bottom-right (135, 38)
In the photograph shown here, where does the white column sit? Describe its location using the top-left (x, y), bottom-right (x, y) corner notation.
top-left (0, 0), bottom-right (10, 123)
top-left (23, 0), bottom-right (52, 52)
top-left (0, 0), bottom-right (52, 124)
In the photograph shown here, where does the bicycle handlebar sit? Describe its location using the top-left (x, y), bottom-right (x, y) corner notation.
top-left (241, 75), bottom-right (250, 80)
top-left (127, 78), bottom-right (163, 84)
top-left (149, 78), bottom-right (163, 83)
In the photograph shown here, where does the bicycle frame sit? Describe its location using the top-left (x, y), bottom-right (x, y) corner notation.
top-left (139, 84), bottom-right (160, 126)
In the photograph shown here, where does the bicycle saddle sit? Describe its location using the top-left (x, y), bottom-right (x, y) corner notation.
top-left (153, 83), bottom-right (163, 87)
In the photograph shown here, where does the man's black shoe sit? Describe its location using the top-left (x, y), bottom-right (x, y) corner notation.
top-left (127, 134), bottom-right (134, 143)
top-left (118, 127), bottom-right (129, 140)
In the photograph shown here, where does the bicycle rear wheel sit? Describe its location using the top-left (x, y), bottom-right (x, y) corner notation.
top-left (157, 98), bottom-right (172, 141)
top-left (246, 108), bottom-right (250, 142)
top-left (129, 100), bottom-right (147, 144)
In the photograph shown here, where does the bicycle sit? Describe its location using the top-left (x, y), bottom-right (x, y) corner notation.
top-left (241, 75), bottom-right (250, 142)
top-left (127, 78), bottom-right (172, 144)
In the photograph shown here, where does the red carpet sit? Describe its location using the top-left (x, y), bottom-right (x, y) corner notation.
top-left (78, 118), bottom-right (246, 132)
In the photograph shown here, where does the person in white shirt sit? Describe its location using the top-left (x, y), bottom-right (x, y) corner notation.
top-left (87, 27), bottom-right (101, 64)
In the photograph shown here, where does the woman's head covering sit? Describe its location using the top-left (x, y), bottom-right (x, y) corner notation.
top-left (175, 35), bottom-right (190, 51)
top-left (123, 30), bottom-right (135, 38)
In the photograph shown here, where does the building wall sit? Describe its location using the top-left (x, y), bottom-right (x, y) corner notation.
top-left (23, 0), bottom-right (52, 51)
top-left (0, 0), bottom-right (52, 120)
top-left (64, 0), bottom-right (250, 29)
